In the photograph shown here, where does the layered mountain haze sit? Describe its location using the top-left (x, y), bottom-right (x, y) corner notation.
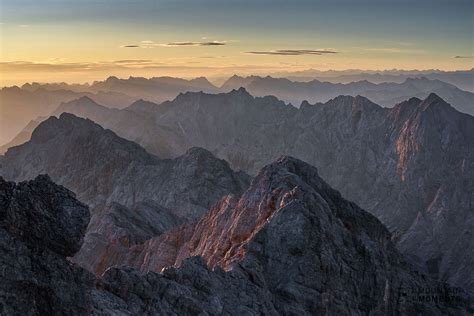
top-left (273, 68), bottom-right (474, 92)
top-left (89, 76), bottom-right (218, 101)
top-left (221, 76), bottom-right (474, 115)
top-left (0, 76), bottom-right (219, 146)
top-left (43, 90), bottom-right (474, 293)
top-left (1, 165), bottom-right (471, 314)
top-left (2, 74), bottom-right (472, 147)
top-left (0, 86), bottom-right (137, 145)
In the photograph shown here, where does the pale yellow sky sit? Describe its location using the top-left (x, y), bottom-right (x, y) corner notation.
top-left (1, 0), bottom-right (472, 86)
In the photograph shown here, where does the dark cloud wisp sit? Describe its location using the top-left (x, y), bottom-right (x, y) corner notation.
top-left (122, 41), bottom-right (227, 48)
top-left (165, 41), bottom-right (226, 46)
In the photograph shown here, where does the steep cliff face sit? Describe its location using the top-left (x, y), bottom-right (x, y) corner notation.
top-left (0, 113), bottom-right (250, 275)
top-left (1, 171), bottom-right (470, 315)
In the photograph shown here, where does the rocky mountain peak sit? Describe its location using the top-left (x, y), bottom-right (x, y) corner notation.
top-left (229, 86), bottom-right (252, 97)
top-left (189, 76), bottom-right (213, 86)
top-left (182, 146), bottom-right (218, 160)
top-left (126, 98), bottom-right (157, 111)
top-left (324, 94), bottom-right (381, 114)
top-left (75, 95), bottom-right (96, 104)
top-left (105, 75), bottom-right (120, 83)
top-left (420, 92), bottom-right (452, 111)
top-left (27, 113), bottom-right (99, 144)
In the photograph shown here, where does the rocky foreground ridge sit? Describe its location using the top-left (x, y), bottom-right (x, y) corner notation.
top-left (0, 164), bottom-right (471, 314)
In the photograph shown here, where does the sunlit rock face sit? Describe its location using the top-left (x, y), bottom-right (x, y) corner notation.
top-left (1, 165), bottom-right (470, 315)
top-left (83, 156), bottom-right (472, 314)
top-left (51, 90), bottom-right (474, 293)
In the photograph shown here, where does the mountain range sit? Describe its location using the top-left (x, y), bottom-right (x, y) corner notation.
top-left (0, 76), bottom-right (217, 145)
top-left (33, 90), bottom-right (474, 294)
top-left (270, 68), bottom-right (474, 92)
top-left (1, 74), bottom-right (472, 146)
top-left (221, 76), bottom-right (474, 114)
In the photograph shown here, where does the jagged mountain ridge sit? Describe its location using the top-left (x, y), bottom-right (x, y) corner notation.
top-left (2, 73), bottom-right (472, 146)
top-left (221, 75), bottom-right (474, 115)
top-left (268, 68), bottom-right (474, 92)
top-left (0, 170), bottom-right (470, 314)
top-left (48, 90), bottom-right (474, 293)
top-left (0, 113), bottom-right (250, 275)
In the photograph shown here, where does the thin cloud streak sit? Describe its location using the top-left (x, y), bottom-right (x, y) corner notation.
top-left (165, 41), bottom-right (226, 46)
top-left (246, 49), bottom-right (338, 56)
top-left (122, 40), bottom-right (227, 48)
top-left (454, 55), bottom-right (474, 59)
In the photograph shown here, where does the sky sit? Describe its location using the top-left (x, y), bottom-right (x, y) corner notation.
top-left (0, 0), bottom-right (473, 86)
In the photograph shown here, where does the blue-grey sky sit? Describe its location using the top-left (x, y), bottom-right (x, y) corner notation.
top-left (0, 0), bottom-right (472, 84)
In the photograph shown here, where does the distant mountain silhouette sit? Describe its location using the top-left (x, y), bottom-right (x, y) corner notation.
top-left (271, 68), bottom-right (474, 92)
top-left (0, 86), bottom-right (136, 145)
top-left (220, 76), bottom-right (474, 115)
top-left (2, 74), bottom-right (472, 146)
top-left (0, 76), bottom-right (218, 146)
